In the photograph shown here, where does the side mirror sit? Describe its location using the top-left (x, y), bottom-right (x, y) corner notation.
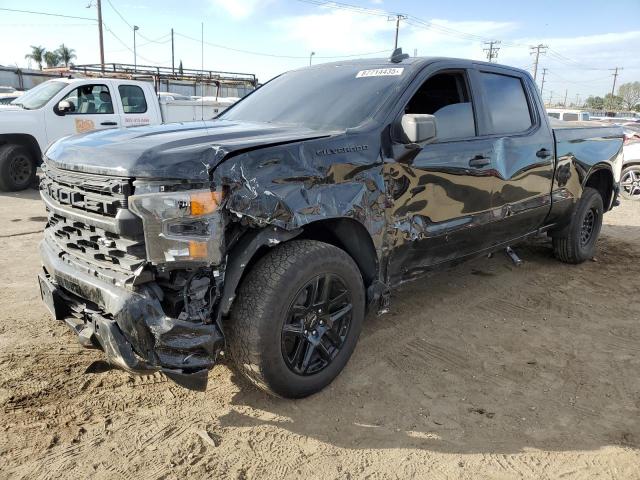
top-left (56, 100), bottom-right (73, 116)
top-left (401, 113), bottom-right (437, 144)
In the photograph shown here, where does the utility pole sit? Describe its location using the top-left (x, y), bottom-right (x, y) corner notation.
top-left (530, 44), bottom-right (548, 81)
top-left (563, 89), bottom-right (568, 107)
top-left (610, 67), bottom-right (623, 97)
top-left (388, 14), bottom-right (407, 50)
top-left (483, 40), bottom-right (501, 63)
top-left (133, 26), bottom-right (139, 71)
top-left (96, 0), bottom-right (105, 71)
top-left (171, 28), bottom-right (175, 74)
top-left (548, 90), bottom-right (553, 106)
top-left (539, 68), bottom-right (547, 95)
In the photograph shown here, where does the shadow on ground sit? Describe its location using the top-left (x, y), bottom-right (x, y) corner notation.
top-left (217, 227), bottom-right (640, 454)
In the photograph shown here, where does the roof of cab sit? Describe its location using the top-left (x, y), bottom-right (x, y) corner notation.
top-left (50, 77), bottom-right (151, 86)
top-left (304, 55), bottom-right (530, 77)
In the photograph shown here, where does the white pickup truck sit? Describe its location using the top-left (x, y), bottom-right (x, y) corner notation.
top-left (0, 77), bottom-right (237, 191)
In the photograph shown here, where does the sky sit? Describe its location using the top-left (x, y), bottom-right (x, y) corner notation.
top-left (1, 0), bottom-right (639, 103)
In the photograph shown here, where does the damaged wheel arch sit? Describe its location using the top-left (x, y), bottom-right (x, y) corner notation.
top-left (218, 216), bottom-right (381, 323)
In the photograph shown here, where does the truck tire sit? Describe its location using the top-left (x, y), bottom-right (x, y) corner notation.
top-left (227, 239), bottom-right (365, 398)
top-left (552, 187), bottom-right (603, 264)
top-left (0, 144), bottom-right (36, 192)
top-left (620, 165), bottom-right (640, 201)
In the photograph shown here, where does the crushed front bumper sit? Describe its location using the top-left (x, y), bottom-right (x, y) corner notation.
top-left (38, 238), bottom-right (224, 391)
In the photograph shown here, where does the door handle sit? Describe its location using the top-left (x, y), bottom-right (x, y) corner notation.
top-left (468, 155), bottom-right (490, 168)
top-left (100, 121), bottom-right (118, 126)
top-left (536, 148), bottom-right (552, 158)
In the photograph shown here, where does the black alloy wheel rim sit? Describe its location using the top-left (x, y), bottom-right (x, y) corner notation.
top-left (580, 208), bottom-right (597, 246)
top-left (9, 155), bottom-right (32, 186)
top-left (621, 168), bottom-right (640, 198)
top-left (281, 273), bottom-right (353, 376)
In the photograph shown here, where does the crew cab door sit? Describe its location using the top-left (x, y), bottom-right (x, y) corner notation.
top-left (472, 66), bottom-right (555, 242)
top-left (45, 82), bottom-right (121, 142)
top-left (384, 63), bottom-right (499, 284)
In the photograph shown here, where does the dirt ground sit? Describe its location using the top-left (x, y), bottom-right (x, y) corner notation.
top-left (1, 189), bottom-right (639, 480)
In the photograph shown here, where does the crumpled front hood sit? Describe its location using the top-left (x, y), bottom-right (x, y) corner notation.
top-left (45, 120), bottom-right (334, 180)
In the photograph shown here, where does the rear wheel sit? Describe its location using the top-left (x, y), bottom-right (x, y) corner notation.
top-left (552, 187), bottom-right (603, 264)
top-left (621, 165), bottom-right (640, 201)
top-left (0, 144), bottom-right (36, 191)
top-left (227, 239), bottom-right (365, 398)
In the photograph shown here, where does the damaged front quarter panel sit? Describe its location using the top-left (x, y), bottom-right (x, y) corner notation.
top-left (211, 135), bottom-right (387, 240)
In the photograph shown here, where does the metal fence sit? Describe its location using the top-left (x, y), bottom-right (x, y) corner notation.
top-left (0, 66), bottom-right (67, 90)
top-left (0, 64), bottom-right (256, 98)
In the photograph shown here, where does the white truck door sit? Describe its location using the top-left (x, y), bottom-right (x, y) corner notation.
top-left (45, 82), bottom-right (121, 141)
top-left (115, 84), bottom-right (154, 128)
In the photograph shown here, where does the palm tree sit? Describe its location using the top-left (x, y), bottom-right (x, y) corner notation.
top-left (55, 44), bottom-right (76, 67)
top-left (25, 45), bottom-right (46, 70)
top-left (44, 51), bottom-right (60, 69)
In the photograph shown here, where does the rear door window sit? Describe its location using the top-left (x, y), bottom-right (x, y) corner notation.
top-left (479, 72), bottom-right (533, 134)
top-left (118, 85), bottom-right (148, 113)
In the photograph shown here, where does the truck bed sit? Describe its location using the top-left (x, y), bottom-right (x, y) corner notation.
top-left (552, 122), bottom-right (624, 182)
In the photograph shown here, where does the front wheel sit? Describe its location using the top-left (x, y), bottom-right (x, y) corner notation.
top-left (0, 144), bottom-right (36, 192)
top-left (552, 186), bottom-right (603, 264)
top-left (227, 239), bottom-right (365, 398)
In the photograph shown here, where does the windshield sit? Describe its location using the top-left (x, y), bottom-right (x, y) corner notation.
top-left (220, 65), bottom-right (407, 130)
top-left (12, 81), bottom-right (66, 110)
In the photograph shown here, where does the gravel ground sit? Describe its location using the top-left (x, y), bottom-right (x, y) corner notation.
top-left (1, 189), bottom-right (639, 480)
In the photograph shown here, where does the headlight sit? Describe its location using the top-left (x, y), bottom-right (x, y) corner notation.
top-left (129, 189), bottom-right (225, 265)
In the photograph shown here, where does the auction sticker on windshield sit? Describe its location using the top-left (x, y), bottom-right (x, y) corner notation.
top-left (356, 68), bottom-right (404, 78)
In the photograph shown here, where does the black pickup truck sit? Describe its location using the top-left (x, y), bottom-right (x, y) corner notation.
top-left (38, 52), bottom-right (624, 398)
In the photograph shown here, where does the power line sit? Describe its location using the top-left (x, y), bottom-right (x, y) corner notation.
top-left (294, 0), bottom-right (393, 18)
top-left (0, 23), bottom-right (94, 27)
top-left (294, 0), bottom-right (619, 77)
top-left (107, 0), bottom-right (389, 62)
top-left (174, 31), bottom-right (389, 59)
top-left (102, 22), bottom-right (169, 64)
top-left (295, 0), bottom-right (505, 44)
top-left (0, 7), bottom-right (96, 22)
top-left (104, 0), bottom-right (166, 43)
top-left (545, 70), bottom-right (614, 85)
top-left (7, 2), bottom-right (624, 86)
top-left (105, 0), bottom-right (133, 28)
top-left (547, 49), bottom-right (609, 71)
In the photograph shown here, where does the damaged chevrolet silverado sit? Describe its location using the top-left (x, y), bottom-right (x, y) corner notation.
top-left (38, 51), bottom-right (624, 398)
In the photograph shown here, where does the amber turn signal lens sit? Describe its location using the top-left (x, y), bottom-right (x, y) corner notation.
top-left (190, 191), bottom-right (223, 216)
top-left (188, 240), bottom-right (208, 258)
